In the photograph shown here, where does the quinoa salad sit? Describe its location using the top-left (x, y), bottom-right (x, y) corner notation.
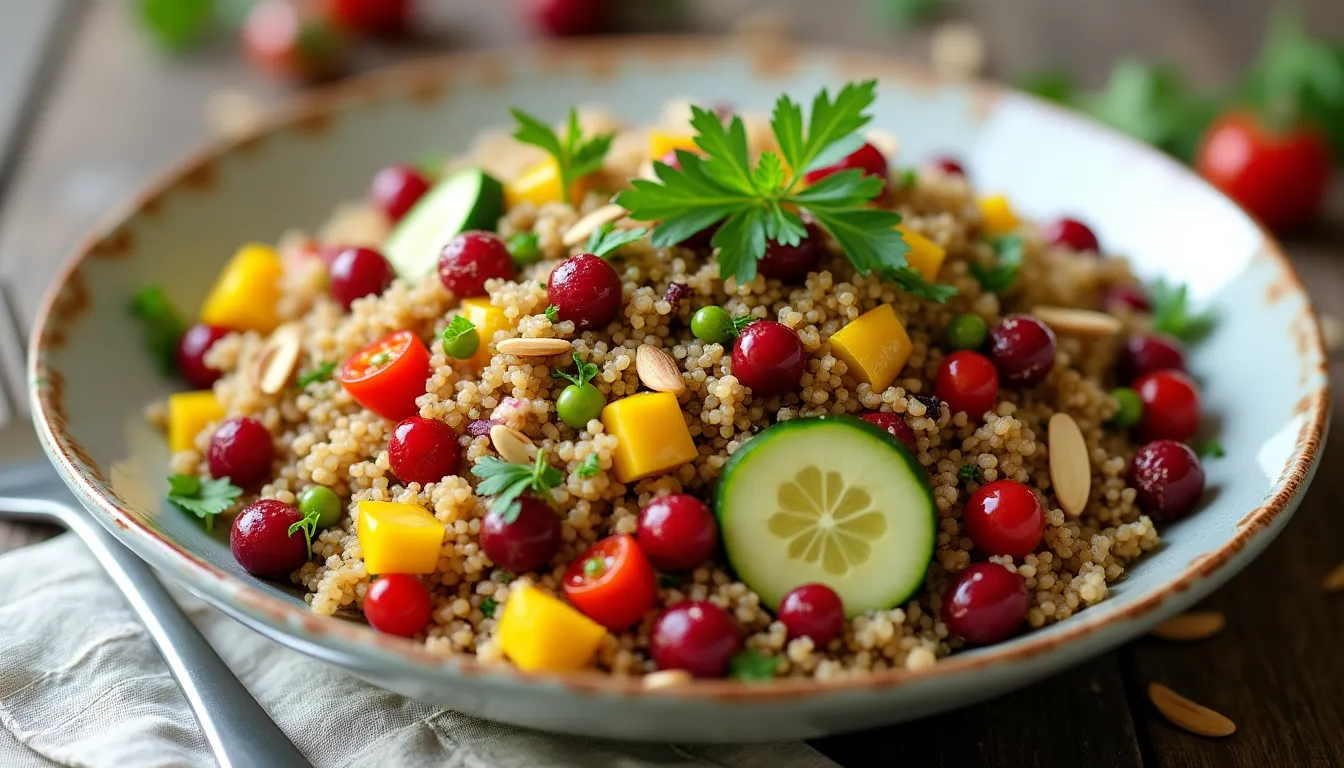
top-left (143, 81), bottom-right (1215, 682)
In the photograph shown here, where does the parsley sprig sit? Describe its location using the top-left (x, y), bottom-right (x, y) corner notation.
top-left (970, 235), bottom-right (1024, 295)
top-left (585, 222), bottom-right (649, 259)
top-left (166, 474), bottom-right (242, 533)
top-left (616, 82), bottom-right (955, 302)
top-left (295, 361), bottom-right (337, 390)
top-left (288, 506), bottom-right (323, 559)
top-left (511, 108), bottom-right (614, 205)
top-left (553, 352), bottom-right (598, 388)
top-left (130, 286), bottom-right (187, 377)
top-left (471, 449), bottom-right (564, 522)
top-left (1149, 278), bottom-right (1215, 343)
top-left (728, 649), bottom-right (781, 681)
top-left (577, 453), bottom-right (601, 478)
top-left (544, 304), bottom-right (560, 323)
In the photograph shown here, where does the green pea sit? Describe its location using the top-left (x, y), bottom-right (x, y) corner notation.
top-left (441, 327), bottom-right (480, 359)
top-left (691, 305), bottom-right (735, 344)
top-left (946, 313), bottom-right (988, 350)
top-left (298, 485), bottom-right (342, 529)
top-left (1109, 387), bottom-right (1143, 429)
top-left (557, 383), bottom-right (605, 429)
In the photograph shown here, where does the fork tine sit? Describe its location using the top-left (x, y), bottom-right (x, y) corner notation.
top-left (0, 281), bottom-right (28, 426)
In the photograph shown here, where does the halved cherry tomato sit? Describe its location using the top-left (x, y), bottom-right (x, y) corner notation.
top-left (339, 330), bottom-right (431, 421)
top-left (562, 535), bottom-right (658, 630)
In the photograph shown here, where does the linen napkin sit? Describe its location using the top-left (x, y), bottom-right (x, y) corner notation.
top-left (0, 533), bottom-right (840, 768)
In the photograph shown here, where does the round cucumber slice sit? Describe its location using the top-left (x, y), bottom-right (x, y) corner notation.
top-left (715, 415), bottom-right (935, 616)
top-left (384, 168), bottom-right (503, 281)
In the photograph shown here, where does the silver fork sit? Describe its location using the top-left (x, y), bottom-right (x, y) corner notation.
top-left (0, 281), bottom-right (311, 768)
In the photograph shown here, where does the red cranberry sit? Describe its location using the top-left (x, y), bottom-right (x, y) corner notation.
top-left (1044, 217), bottom-right (1100, 253)
top-left (1133, 370), bottom-right (1201, 443)
top-left (369, 165), bottom-right (429, 221)
top-left (329, 247), bottom-right (395, 310)
top-left (363, 574), bottom-right (433, 637)
top-left (547, 253), bottom-right (623, 330)
top-left (804, 142), bottom-right (890, 191)
top-left (936, 350), bottom-right (1000, 419)
top-left (388, 416), bottom-right (461, 486)
top-left (637, 494), bottom-right (718, 572)
top-left (208, 417), bottom-right (274, 488)
top-left (928, 156), bottom-right (966, 177)
top-left (518, 0), bottom-right (605, 37)
top-left (1130, 439), bottom-right (1206, 521)
top-left (943, 563), bottom-right (1030, 644)
top-left (230, 499), bottom-right (308, 578)
top-left (479, 496), bottom-right (561, 573)
top-left (439, 231), bottom-right (515, 298)
top-left (731, 321), bottom-right (806, 397)
top-left (1102, 284), bottom-right (1152, 313)
top-left (176, 323), bottom-right (230, 389)
top-left (758, 227), bottom-right (825, 284)
top-left (1120, 333), bottom-right (1187, 382)
top-left (778, 584), bottom-right (845, 646)
top-left (859, 411), bottom-right (917, 452)
top-left (649, 601), bottom-right (743, 678)
top-left (963, 479), bottom-right (1046, 558)
top-left (663, 282), bottom-right (691, 309)
top-left (324, 0), bottom-right (411, 36)
top-left (989, 315), bottom-right (1057, 387)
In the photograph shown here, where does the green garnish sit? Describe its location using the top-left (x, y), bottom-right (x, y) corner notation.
top-left (553, 352), bottom-right (598, 389)
top-left (287, 505), bottom-right (324, 559)
top-left (1149, 278), bottom-right (1215, 343)
top-left (544, 304), bottom-right (560, 323)
top-left (577, 452), bottom-right (601, 478)
top-left (510, 107), bottom-right (614, 205)
top-left (870, 0), bottom-right (943, 27)
top-left (732, 315), bottom-right (757, 336)
top-left (166, 474), bottom-right (242, 533)
top-left (369, 351), bottom-right (392, 367)
top-left (1242, 10), bottom-right (1344, 157)
top-left (295, 361), bottom-right (337, 390)
top-left (1018, 69), bottom-right (1077, 105)
top-left (898, 168), bottom-right (919, 189)
top-left (441, 315), bottom-right (480, 360)
top-left (1199, 440), bottom-right (1226, 459)
top-left (583, 557), bottom-right (605, 579)
top-left (138, 0), bottom-right (215, 52)
top-left (970, 235), bottom-right (1024, 294)
top-left (499, 571), bottom-right (515, 584)
top-left (130, 286), bottom-right (187, 377)
top-left (471, 449), bottom-right (564, 522)
top-left (616, 81), bottom-right (954, 302)
top-left (585, 222), bottom-right (649, 259)
top-left (507, 231), bottom-right (542, 266)
top-left (728, 649), bottom-right (780, 682)
top-left (479, 597), bottom-right (498, 618)
top-left (958, 464), bottom-right (977, 483)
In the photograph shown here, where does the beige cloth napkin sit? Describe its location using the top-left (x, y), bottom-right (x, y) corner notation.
top-left (0, 534), bottom-right (839, 768)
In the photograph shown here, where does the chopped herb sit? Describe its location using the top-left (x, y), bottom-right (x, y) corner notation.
top-left (507, 231), bottom-right (542, 266)
top-left (898, 168), bottom-right (919, 189)
top-left (166, 474), bottom-right (242, 533)
top-left (287, 505), bottom-right (324, 559)
top-left (958, 464), bottom-right (977, 483)
top-left (499, 572), bottom-right (515, 584)
top-left (544, 304), bottom-right (560, 323)
top-left (657, 573), bottom-right (681, 589)
top-left (510, 107), bottom-right (614, 205)
top-left (969, 235), bottom-right (1024, 294)
top-left (369, 351), bottom-right (392, 367)
top-left (130, 286), bottom-right (187, 377)
top-left (295, 361), bottom-right (337, 390)
top-left (470, 449), bottom-right (564, 522)
top-left (1198, 440), bottom-right (1226, 459)
top-left (585, 222), bottom-right (649, 259)
top-left (553, 352), bottom-right (598, 388)
top-left (1149, 278), bottom-right (1215, 343)
top-left (583, 557), bottom-right (604, 579)
top-left (728, 649), bottom-right (780, 682)
top-left (479, 597), bottom-right (498, 618)
top-left (732, 314), bottom-right (757, 336)
top-left (441, 315), bottom-right (480, 359)
top-left (577, 452), bottom-right (601, 478)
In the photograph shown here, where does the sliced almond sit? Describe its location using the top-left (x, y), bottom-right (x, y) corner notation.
top-left (1150, 611), bottom-right (1226, 641)
top-left (1323, 561), bottom-right (1344, 592)
top-left (495, 338), bottom-right (573, 357)
top-left (1147, 683), bottom-right (1236, 738)
top-left (561, 204), bottom-right (629, 248)
top-left (1048, 413), bottom-right (1090, 517)
top-left (255, 323), bottom-right (303, 395)
top-left (489, 425), bottom-right (533, 465)
top-left (641, 669), bottom-right (693, 690)
top-left (635, 344), bottom-right (685, 394)
top-left (1031, 306), bottom-right (1124, 337)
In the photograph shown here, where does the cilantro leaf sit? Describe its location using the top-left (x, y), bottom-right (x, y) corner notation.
top-left (970, 235), bottom-right (1025, 294)
top-left (728, 649), bottom-right (780, 682)
top-left (288, 505), bottom-right (323, 559)
top-left (773, 81), bottom-right (878, 175)
top-left (166, 474), bottom-right (242, 533)
top-left (511, 108), bottom-right (613, 205)
top-left (470, 449), bottom-right (563, 522)
top-left (1149, 278), bottom-right (1215, 343)
top-left (577, 453), bottom-right (601, 478)
top-left (1198, 440), bottom-right (1225, 459)
top-left (507, 231), bottom-right (542, 266)
top-left (479, 597), bottom-right (498, 618)
top-left (585, 222), bottom-right (649, 259)
top-left (130, 286), bottom-right (187, 377)
top-left (544, 304), bottom-right (560, 323)
top-left (553, 352), bottom-right (598, 388)
top-left (295, 361), bottom-right (337, 390)
top-left (884, 266), bottom-right (959, 303)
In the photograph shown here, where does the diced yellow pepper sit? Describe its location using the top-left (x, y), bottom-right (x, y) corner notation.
top-left (977, 195), bottom-right (1020, 235)
top-left (200, 244), bottom-right (283, 333)
top-left (896, 227), bottom-right (948, 281)
top-left (600, 392), bottom-right (698, 484)
top-left (828, 304), bottom-right (914, 393)
top-left (459, 297), bottom-right (508, 369)
top-left (648, 131), bottom-right (697, 161)
top-left (357, 500), bottom-right (444, 575)
top-left (167, 390), bottom-right (224, 452)
top-left (504, 159), bottom-right (590, 209)
top-left (497, 586), bottom-right (606, 672)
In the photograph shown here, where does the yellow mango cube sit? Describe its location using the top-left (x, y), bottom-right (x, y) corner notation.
top-left (357, 500), bottom-right (444, 575)
top-left (896, 227), bottom-right (948, 281)
top-left (168, 390), bottom-right (224, 452)
top-left (459, 297), bottom-right (508, 369)
top-left (977, 195), bottom-right (1020, 236)
top-left (648, 131), bottom-right (697, 161)
top-left (497, 586), bottom-right (606, 672)
top-left (503, 159), bottom-right (591, 208)
top-left (600, 392), bottom-right (698, 484)
top-left (200, 244), bottom-right (283, 333)
top-left (829, 304), bottom-right (914, 393)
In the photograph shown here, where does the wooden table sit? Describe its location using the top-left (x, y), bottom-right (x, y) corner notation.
top-left (1, 1), bottom-right (1341, 765)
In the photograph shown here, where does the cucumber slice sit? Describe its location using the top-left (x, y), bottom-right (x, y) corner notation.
top-left (715, 415), bottom-right (935, 616)
top-left (384, 168), bottom-right (503, 281)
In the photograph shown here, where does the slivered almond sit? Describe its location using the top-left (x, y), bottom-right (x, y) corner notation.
top-left (1031, 306), bottom-right (1124, 337)
top-left (1048, 413), bottom-right (1090, 517)
top-left (255, 323), bottom-right (303, 395)
top-left (1150, 611), bottom-right (1226, 641)
top-left (641, 669), bottom-right (693, 690)
top-left (636, 345), bottom-right (685, 394)
top-left (1323, 562), bottom-right (1344, 592)
top-left (489, 425), bottom-right (533, 465)
top-left (496, 338), bottom-right (573, 357)
top-left (561, 204), bottom-right (629, 247)
top-left (1147, 683), bottom-right (1236, 737)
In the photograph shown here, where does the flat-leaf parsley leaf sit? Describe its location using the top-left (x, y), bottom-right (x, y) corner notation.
top-left (577, 453), bottom-right (601, 478)
top-left (130, 286), bottom-right (187, 377)
top-left (471, 450), bottom-right (564, 522)
top-left (585, 222), bottom-right (649, 259)
top-left (970, 235), bottom-right (1025, 294)
top-left (1149, 278), bottom-right (1215, 343)
top-left (511, 107), bottom-right (614, 205)
top-left (166, 474), bottom-right (242, 533)
top-left (729, 649), bottom-right (780, 681)
top-left (295, 361), bottom-right (337, 390)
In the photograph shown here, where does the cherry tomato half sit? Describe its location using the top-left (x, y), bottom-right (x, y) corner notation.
top-left (563, 535), bottom-right (658, 630)
top-left (339, 330), bottom-right (431, 421)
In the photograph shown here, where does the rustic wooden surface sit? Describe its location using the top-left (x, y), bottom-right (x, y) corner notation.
top-left (0, 1), bottom-right (1341, 765)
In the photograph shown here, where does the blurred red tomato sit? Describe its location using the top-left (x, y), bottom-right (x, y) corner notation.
top-left (517, 0), bottom-right (605, 37)
top-left (321, 0), bottom-right (411, 37)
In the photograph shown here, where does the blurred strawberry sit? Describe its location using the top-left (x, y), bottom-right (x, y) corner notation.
top-left (518, 0), bottom-right (606, 37)
top-left (242, 0), bottom-right (348, 82)
top-left (321, 0), bottom-right (411, 37)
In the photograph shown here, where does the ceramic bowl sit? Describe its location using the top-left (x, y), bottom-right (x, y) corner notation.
top-left (28, 38), bottom-right (1329, 741)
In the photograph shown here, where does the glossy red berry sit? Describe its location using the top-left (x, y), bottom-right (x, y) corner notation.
top-left (943, 562), bottom-right (1030, 645)
top-left (649, 601), bottom-right (743, 678)
top-left (329, 247), bottom-right (395, 310)
top-left (859, 411), bottom-right (917, 452)
top-left (1120, 333), bottom-right (1187, 382)
top-left (518, 0), bottom-right (605, 37)
top-left (804, 142), bottom-right (890, 191)
top-left (1130, 440), bottom-right (1206, 521)
top-left (176, 323), bottom-right (230, 389)
top-left (479, 496), bottom-right (561, 573)
top-left (731, 321), bottom-right (806, 397)
top-left (230, 499), bottom-right (308, 578)
top-left (637, 494), bottom-right (718, 572)
top-left (388, 416), bottom-right (461, 486)
top-left (323, 0), bottom-right (411, 36)
top-left (1102, 284), bottom-right (1152, 314)
top-left (928, 156), bottom-right (966, 177)
top-left (758, 227), bottom-right (825, 284)
top-left (989, 314), bottom-right (1057, 387)
top-left (369, 164), bottom-right (430, 221)
top-left (963, 479), bottom-right (1045, 558)
top-left (547, 253), bottom-right (623, 330)
top-left (364, 574), bottom-right (434, 637)
top-left (208, 417), bottom-right (274, 488)
top-left (1133, 370), bottom-right (1201, 443)
top-left (778, 584), bottom-right (845, 646)
top-left (1044, 217), bottom-right (1100, 253)
top-left (936, 350), bottom-right (1000, 419)
top-left (438, 231), bottom-right (515, 298)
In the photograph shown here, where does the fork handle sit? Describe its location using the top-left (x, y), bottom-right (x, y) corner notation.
top-left (0, 496), bottom-right (312, 768)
